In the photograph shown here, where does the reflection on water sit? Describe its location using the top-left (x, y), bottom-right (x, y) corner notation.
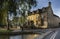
top-left (10, 35), bottom-right (22, 39)
top-left (0, 34), bottom-right (40, 39)
top-left (0, 35), bottom-right (9, 39)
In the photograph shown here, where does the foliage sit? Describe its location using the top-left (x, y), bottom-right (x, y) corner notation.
top-left (0, 0), bottom-right (37, 28)
top-left (0, 0), bottom-right (9, 26)
top-left (12, 16), bottom-right (25, 26)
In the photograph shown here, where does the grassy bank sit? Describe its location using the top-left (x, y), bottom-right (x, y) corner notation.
top-left (0, 30), bottom-right (12, 32)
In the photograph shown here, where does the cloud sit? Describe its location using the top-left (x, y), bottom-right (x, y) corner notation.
top-left (53, 9), bottom-right (60, 17)
top-left (30, 0), bottom-right (48, 11)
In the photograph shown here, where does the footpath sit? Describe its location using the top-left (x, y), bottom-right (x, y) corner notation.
top-left (34, 29), bottom-right (55, 39)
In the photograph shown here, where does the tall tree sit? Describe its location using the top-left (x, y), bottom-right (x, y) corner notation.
top-left (9, 0), bottom-right (37, 26)
top-left (0, 0), bottom-right (37, 29)
top-left (18, 0), bottom-right (37, 15)
top-left (8, 0), bottom-right (17, 16)
top-left (0, 0), bottom-right (9, 27)
top-left (18, 0), bottom-right (37, 26)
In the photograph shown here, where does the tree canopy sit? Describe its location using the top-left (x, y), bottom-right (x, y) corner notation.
top-left (0, 0), bottom-right (37, 27)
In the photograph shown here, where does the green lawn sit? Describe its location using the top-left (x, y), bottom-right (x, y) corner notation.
top-left (0, 30), bottom-right (12, 32)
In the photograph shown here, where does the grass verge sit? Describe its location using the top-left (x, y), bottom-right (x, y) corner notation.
top-left (0, 30), bottom-right (12, 32)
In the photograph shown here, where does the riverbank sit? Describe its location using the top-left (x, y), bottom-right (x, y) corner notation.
top-left (0, 28), bottom-right (54, 36)
top-left (0, 29), bottom-right (47, 36)
top-left (0, 30), bottom-right (42, 36)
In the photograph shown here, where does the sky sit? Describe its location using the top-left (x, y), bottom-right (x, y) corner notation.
top-left (31, 0), bottom-right (60, 17)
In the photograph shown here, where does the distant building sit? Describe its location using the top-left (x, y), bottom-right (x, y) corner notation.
top-left (27, 1), bottom-right (60, 28)
top-left (27, 10), bottom-right (41, 27)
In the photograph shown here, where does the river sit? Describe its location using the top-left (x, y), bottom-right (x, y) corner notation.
top-left (0, 34), bottom-right (40, 39)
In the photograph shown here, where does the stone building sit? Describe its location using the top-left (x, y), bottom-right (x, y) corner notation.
top-left (52, 15), bottom-right (60, 28)
top-left (27, 10), bottom-right (41, 27)
top-left (27, 1), bottom-right (60, 28)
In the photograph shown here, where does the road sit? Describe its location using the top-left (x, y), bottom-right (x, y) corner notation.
top-left (44, 28), bottom-right (60, 39)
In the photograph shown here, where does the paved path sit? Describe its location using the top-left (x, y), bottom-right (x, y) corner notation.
top-left (43, 28), bottom-right (60, 39)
